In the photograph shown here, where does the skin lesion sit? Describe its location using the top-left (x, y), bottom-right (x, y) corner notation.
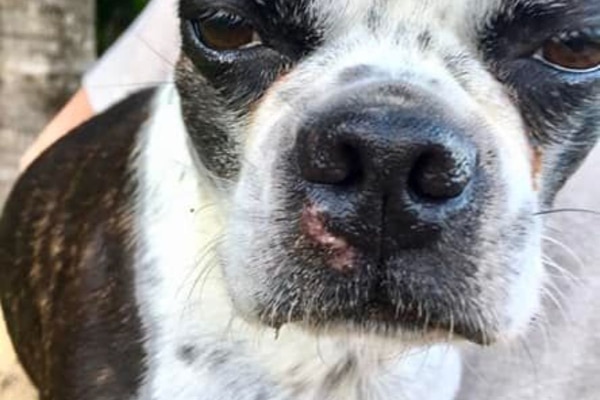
top-left (300, 204), bottom-right (357, 273)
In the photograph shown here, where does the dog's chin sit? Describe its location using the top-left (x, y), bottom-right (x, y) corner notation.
top-left (225, 231), bottom-right (547, 347)
top-left (257, 299), bottom-right (498, 346)
top-left (232, 253), bottom-right (503, 346)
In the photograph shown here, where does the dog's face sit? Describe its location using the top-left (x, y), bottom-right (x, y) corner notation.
top-left (175, 0), bottom-right (600, 344)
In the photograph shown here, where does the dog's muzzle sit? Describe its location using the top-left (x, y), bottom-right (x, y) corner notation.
top-left (236, 77), bottom-right (520, 344)
top-left (295, 82), bottom-right (480, 259)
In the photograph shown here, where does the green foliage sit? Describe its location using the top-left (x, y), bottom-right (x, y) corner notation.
top-left (97, 0), bottom-right (150, 55)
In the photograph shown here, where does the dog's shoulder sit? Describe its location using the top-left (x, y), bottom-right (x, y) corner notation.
top-left (0, 88), bottom-right (156, 399)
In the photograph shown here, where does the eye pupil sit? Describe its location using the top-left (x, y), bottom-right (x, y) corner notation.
top-left (194, 11), bottom-right (262, 51)
top-left (541, 35), bottom-right (600, 71)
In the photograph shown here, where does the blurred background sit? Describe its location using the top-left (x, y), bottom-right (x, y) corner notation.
top-left (0, 1), bottom-right (147, 398)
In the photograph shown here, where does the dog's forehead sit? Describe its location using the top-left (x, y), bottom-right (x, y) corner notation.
top-left (306, 0), bottom-right (563, 17)
top-left (248, 0), bottom-right (588, 38)
top-left (309, 0), bottom-right (496, 23)
top-left (306, 0), bottom-right (575, 34)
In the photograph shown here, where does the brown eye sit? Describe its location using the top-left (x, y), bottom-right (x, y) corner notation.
top-left (539, 31), bottom-right (600, 72)
top-left (193, 10), bottom-right (262, 51)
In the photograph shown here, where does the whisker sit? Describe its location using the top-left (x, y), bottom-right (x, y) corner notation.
top-left (540, 286), bottom-right (571, 325)
top-left (519, 337), bottom-right (540, 400)
top-left (189, 234), bottom-right (227, 298)
top-left (534, 208), bottom-right (600, 217)
top-left (221, 313), bottom-right (238, 342)
top-left (459, 347), bottom-right (490, 386)
top-left (542, 256), bottom-right (581, 284)
top-left (541, 235), bottom-right (585, 272)
top-left (530, 312), bottom-right (553, 357)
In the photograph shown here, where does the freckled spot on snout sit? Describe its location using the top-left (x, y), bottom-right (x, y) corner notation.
top-left (177, 344), bottom-right (200, 365)
top-left (301, 204), bottom-right (356, 273)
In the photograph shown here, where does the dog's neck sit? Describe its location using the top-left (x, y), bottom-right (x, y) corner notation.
top-left (130, 85), bottom-right (462, 400)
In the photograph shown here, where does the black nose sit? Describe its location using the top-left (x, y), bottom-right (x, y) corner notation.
top-left (296, 101), bottom-right (478, 248)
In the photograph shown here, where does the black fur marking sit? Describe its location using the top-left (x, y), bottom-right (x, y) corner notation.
top-left (321, 355), bottom-right (357, 392)
top-left (180, 0), bottom-right (321, 59)
top-left (480, 0), bottom-right (600, 198)
top-left (417, 30), bottom-right (433, 50)
top-left (205, 348), bottom-right (233, 371)
top-left (175, 56), bottom-right (242, 179)
top-left (175, 0), bottom-right (325, 178)
top-left (179, 0), bottom-right (321, 107)
top-left (366, 0), bottom-right (386, 31)
top-left (177, 344), bottom-right (200, 364)
top-left (0, 89), bottom-right (155, 400)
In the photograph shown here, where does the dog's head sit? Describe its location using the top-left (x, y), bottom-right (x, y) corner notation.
top-left (175, 0), bottom-right (600, 345)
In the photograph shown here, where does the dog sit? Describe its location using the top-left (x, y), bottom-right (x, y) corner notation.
top-left (1, 0), bottom-right (599, 399)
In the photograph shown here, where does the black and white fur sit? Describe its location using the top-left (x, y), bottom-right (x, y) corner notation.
top-left (1, 0), bottom-right (599, 399)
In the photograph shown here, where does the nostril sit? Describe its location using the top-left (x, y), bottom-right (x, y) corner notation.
top-left (298, 129), bottom-right (362, 185)
top-left (409, 146), bottom-right (476, 201)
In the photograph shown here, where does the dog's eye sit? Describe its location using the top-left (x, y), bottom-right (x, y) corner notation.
top-left (193, 10), bottom-right (262, 51)
top-left (536, 30), bottom-right (600, 72)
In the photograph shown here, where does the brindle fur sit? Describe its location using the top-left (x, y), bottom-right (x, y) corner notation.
top-left (0, 90), bottom-right (154, 400)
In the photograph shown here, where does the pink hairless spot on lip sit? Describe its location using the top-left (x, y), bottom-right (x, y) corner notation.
top-left (301, 204), bottom-right (356, 272)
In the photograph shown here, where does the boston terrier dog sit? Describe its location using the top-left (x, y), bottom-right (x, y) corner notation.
top-left (1, 0), bottom-right (599, 399)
